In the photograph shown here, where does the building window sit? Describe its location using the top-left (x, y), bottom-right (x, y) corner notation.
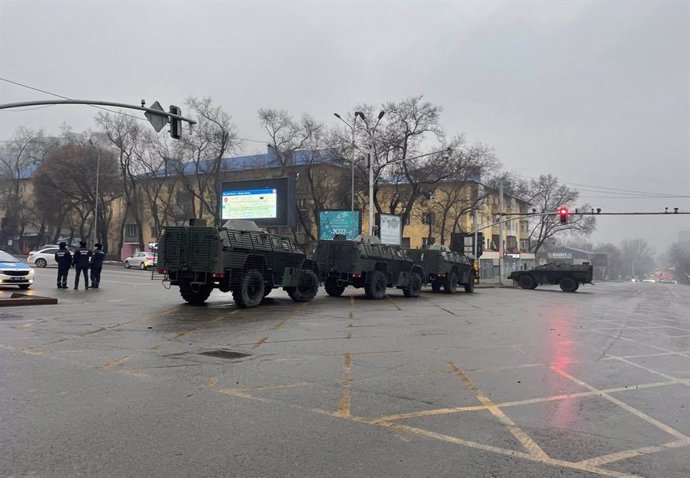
top-left (125, 224), bottom-right (138, 239)
top-left (422, 237), bottom-right (435, 247)
top-left (422, 212), bottom-right (435, 225)
top-left (520, 239), bottom-right (530, 252)
top-left (402, 237), bottom-right (411, 248)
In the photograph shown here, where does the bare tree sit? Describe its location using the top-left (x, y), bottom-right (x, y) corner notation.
top-left (171, 97), bottom-right (238, 224)
top-left (524, 174), bottom-right (596, 253)
top-left (620, 238), bottom-right (655, 278)
top-left (33, 140), bottom-right (121, 252)
top-left (668, 241), bottom-right (690, 284)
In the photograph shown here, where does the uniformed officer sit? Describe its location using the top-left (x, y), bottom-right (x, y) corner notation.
top-left (90, 243), bottom-right (105, 288)
top-left (54, 242), bottom-right (72, 289)
top-left (72, 241), bottom-right (92, 289)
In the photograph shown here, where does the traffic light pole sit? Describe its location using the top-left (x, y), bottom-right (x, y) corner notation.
top-left (0, 99), bottom-right (196, 137)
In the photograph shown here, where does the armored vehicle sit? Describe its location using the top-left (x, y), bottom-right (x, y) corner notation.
top-left (156, 219), bottom-right (319, 308)
top-left (407, 245), bottom-right (475, 293)
top-left (508, 263), bottom-right (593, 292)
top-left (313, 235), bottom-right (424, 299)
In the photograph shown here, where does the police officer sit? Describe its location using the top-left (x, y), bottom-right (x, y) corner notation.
top-left (72, 241), bottom-right (92, 289)
top-left (90, 243), bottom-right (105, 288)
top-left (54, 242), bottom-right (72, 289)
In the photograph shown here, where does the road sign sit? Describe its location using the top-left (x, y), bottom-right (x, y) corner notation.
top-left (144, 101), bottom-right (168, 133)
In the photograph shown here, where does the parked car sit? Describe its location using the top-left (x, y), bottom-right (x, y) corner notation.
top-left (0, 250), bottom-right (35, 289)
top-left (27, 246), bottom-right (62, 268)
top-left (124, 252), bottom-right (155, 270)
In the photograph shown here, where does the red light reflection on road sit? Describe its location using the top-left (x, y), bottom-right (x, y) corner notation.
top-left (548, 305), bottom-right (577, 428)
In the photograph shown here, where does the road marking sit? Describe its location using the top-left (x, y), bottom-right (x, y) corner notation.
top-left (375, 379), bottom-right (680, 422)
top-left (385, 296), bottom-right (402, 311)
top-left (577, 438), bottom-right (690, 467)
top-left (449, 362), bottom-right (549, 460)
top-left (252, 336), bottom-right (269, 349)
top-left (551, 366), bottom-right (689, 441)
top-left (336, 352), bottom-right (353, 416)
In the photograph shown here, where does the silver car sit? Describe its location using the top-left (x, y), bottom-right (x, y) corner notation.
top-left (123, 251), bottom-right (155, 270)
top-left (27, 247), bottom-right (62, 268)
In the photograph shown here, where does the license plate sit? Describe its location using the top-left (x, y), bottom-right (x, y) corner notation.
top-left (9, 276), bottom-right (25, 281)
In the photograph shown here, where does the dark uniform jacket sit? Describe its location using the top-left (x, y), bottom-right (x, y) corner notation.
top-left (91, 249), bottom-right (105, 269)
top-left (72, 247), bottom-right (92, 268)
top-left (55, 249), bottom-right (72, 269)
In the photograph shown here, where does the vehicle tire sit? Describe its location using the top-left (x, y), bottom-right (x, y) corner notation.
top-left (518, 275), bottom-right (535, 290)
top-left (403, 272), bottom-right (422, 298)
top-left (573, 283), bottom-right (580, 292)
top-left (18, 284), bottom-right (30, 290)
top-left (179, 281), bottom-right (212, 305)
top-left (365, 271), bottom-right (387, 299)
top-left (325, 278), bottom-right (345, 297)
top-left (464, 279), bottom-right (474, 293)
top-left (124, 261), bottom-right (130, 269)
top-left (443, 272), bottom-right (458, 294)
top-left (287, 270), bottom-right (319, 302)
top-left (139, 261), bottom-right (146, 270)
top-left (232, 269), bottom-right (265, 308)
top-left (431, 281), bottom-right (441, 293)
top-left (559, 276), bottom-right (577, 292)
top-left (35, 258), bottom-right (47, 268)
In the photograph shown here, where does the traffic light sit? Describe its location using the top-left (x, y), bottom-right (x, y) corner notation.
top-left (558, 207), bottom-right (569, 224)
top-left (169, 105), bottom-right (182, 140)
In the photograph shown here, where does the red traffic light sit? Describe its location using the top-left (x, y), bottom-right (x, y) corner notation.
top-left (558, 207), bottom-right (569, 224)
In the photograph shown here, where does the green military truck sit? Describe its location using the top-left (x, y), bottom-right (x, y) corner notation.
top-left (407, 245), bottom-right (475, 293)
top-left (156, 219), bottom-right (319, 308)
top-left (312, 235), bottom-right (424, 299)
top-left (508, 263), bottom-right (593, 292)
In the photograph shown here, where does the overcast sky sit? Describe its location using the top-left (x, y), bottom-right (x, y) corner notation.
top-left (1, 0), bottom-right (688, 254)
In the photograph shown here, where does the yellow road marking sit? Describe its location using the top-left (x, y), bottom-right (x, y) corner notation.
top-left (385, 296), bottom-right (402, 311)
top-left (336, 353), bottom-right (353, 416)
top-left (206, 377), bottom-right (219, 389)
top-left (552, 366), bottom-right (689, 441)
top-left (101, 356), bottom-right (130, 371)
top-left (375, 379), bottom-right (681, 422)
top-left (608, 355), bottom-right (680, 381)
top-left (449, 362), bottom-right (549, 460)
top-left (317, 411), bottom-right (640, 478)
top-left (252, 336), bottom-right (269, 348)
top-left (577, 438), bottom-right (690, 467)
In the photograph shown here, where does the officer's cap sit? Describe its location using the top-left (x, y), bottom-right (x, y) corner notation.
top-left (59, 242), bottom-right (67, 247)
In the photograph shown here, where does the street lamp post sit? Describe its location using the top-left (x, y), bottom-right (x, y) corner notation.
top-left (366, 111), bottom-right (386, 235)
top-left (333, 111), bottom-right (365, 211)
top-left (89, 140), bottom-right (101, 245)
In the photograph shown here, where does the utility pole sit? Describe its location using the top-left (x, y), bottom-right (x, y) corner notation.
top-left (498, 182), bottom-right (504, 285)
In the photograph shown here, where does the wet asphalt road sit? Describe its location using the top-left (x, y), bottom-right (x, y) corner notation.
top-left (1, 266), bottom-right (689, 478)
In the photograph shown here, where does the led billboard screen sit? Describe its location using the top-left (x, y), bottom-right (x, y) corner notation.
top-left (220, 177), bottom-right (294, 227)
top-left (318, 210), bottom-right (361, 240)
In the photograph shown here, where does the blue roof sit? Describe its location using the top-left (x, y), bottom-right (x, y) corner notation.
top-left (154, 147), bottom-right (344, 177)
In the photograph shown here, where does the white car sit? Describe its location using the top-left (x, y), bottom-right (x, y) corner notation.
top-left (123, 252), bottom-right (155, 270)
top-left (27, 246), bottom-right (62, 268)
top-left (0, 250), bottom-right (35, 289)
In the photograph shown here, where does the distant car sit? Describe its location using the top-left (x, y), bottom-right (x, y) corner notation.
top-left (124, 252), bottom-right (155, 270)
top-left (0, 250), bottom-right (35, 289)
top-left (642, 277), bottom-right (657, 283)
top-left (27, 246), bottom-right (62, 268)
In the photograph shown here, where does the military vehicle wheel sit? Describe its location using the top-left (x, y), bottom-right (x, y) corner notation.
top-left (325, 279), bottom-right (345, 297)
top-left (403, 272), bottom-right (422, 298)
top-left (573, 283), bottom-right (580, 291)
top-left (179, 282), bottom-right (212, 305)
top-left (233, 269), bottom-right (265, 308)
top-left (464, 279), bottom-right (474, 293)
top-left (431, 281), bottom-right (441, 293)
top-left (287, 270), bottom-right (319, 302)
top-left (365, 271), bottom-right (387, 299)
top-left (518, 275), bottom-right (535, 290)
top-left (443, 272), bottom-right (458, 294)
top-left (559, 276), bottom-right (577, 292)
